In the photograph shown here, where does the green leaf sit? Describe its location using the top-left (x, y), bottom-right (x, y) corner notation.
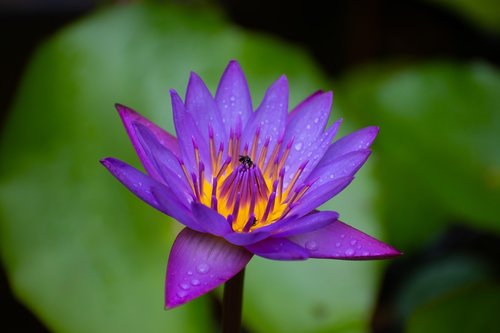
top-left (336, 62), bottom-right (500, 251)
top-left (0, 3), bottom-right (385, 333)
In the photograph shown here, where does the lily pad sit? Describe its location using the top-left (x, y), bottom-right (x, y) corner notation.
top-left (0, 3), bottom-right (385, 333)
top-left (336, 62), bottom-right (500, 251)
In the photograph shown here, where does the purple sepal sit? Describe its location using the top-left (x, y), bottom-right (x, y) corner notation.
top-left (116, 104), bottom-right (179, 181)
top-left (215, 60), bottom-right (253, 135)
top-left (289, 220), bottom-right (401, 259)
top-left (191, 203), bottom-right (232, 237)
top-left (166, 228), bottom-right (252, 309)
top-left (246, 237), bottom-right (309, 260)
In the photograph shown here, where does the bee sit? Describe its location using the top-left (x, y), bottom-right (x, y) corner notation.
top-left (238, 155), bottom-right (254, 168)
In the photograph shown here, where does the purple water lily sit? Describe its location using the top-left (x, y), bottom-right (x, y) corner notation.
top-left (101, 61), bottom-right (400, 309)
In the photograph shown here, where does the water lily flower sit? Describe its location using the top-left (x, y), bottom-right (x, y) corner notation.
top-left (101, 61), bottom-right (400, 309)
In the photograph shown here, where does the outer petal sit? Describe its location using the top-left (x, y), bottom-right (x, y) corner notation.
top-left (318, 126), bottom-right (379, 167)
top-left (191, 203), bottom-right (232, 237)
top-left (270, 210), bottom-right (339, 238)
top-left (215, 60), bottom-right (253, 134)
top-left (306, 149), bottom-right (372, 192)
top-left (289, 220), bottom-right (401, 259)
top-left (133, 122), bottom-right (191, 200)
top-left (241, 75), bottom-right (288, 160)
top-left (116, 104), bottom-right (179, 181)
top-left (282, 92), bottom-right (332, 182)
top-left (100, 158), bottom-right (204, 233)
top-left (166, 228), bottom-right (253, 309)
top-left (289, 176), bottom-right (354, 218)
top-left (245, 237), bottom-right (309, 260)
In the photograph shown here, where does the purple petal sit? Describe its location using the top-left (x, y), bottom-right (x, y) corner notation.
top-left (289, 176), bottom-right (354, 218)
top-left (101, 158), bottom-right (203, 232)
top-left (215, 60), bottom-right (253, 134)
top-left (241, 75), bottom-right (288, 161)
top-left (170, 90), bottom-right (211, 175)
top-left (166, 228), bottom-right (253, 309)
top-left (246, 237), bottom-right (309, 260)
top-left (289, 220), bottom-right (401, 259)
top-left (185, 72), bottom-right (227, 152)
top-left (306, 150), bottom-right (372, 192)
top-left (133, 122), bottom-right (191, 198)
top-left (318, 126), bottom-right (379, 167)
top-left (282, 92), bottom-right (335, 188)
top-left (270, 210), bottom-right (339, 238)
top-left (191, 203), bottom-right (232, 237)
top-left (116, 104), bottom-right (179, 181)
top-left (223, 228), bottom-right (272, 246)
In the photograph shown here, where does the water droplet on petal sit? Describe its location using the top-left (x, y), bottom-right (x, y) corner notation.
top-left (305, 240), bottom-right (318, 251)
top-left (176, 290), bottom-right (187, 298)
top-left (340, 234), bottom-right (345, 239)
top-left (306, 124), bottom-right (311, 130)
top-left (187, 271), bottom-right (193, 276)
top-left (294, 143), bottom-right (303, 151)
top-left (314, 117), bottom-right (319, 123)
top-left (362, 251), bottom-right (370, 256)
top-left (191, 279), bottom-right (200, 286)
top-left (350, 239), bottom-right (357, 246)
top-left (197, 263), bottom-right (209, 274)
top-left (345, 249), bottom-right (355, 256)
top-left (230, 96), bottom-right (236, 102)
top-left (335, 242), bottom-right (341, 248)
top-left (180, 283), bottom-right (189, 290)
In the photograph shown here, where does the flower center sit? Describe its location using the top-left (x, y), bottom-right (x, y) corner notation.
top-left (179, 125), bottom-right (311, 232)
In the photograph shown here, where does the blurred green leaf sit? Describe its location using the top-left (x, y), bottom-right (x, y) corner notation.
top-left (406, 281), bottom-right (500, 333)
top-left (0, 3), bottom-right (385, 333)
top-left (425, 0), bottom-right (500, 34)
top-left (337, 62), bottom-right (500, 251)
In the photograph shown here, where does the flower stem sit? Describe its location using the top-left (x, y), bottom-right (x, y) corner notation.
top-left (222, 268), bottom-right (245, 333)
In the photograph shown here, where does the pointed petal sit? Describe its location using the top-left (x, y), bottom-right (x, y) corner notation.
top-left (133, 122), bottom-right (191, 198)
top-left (289, 220), bottom-right (401, 259)
top-left (306, 149), bottom-right (372, 192)
top-left (171, 90), bottom-right (211, 175)
top-left (270, 210), bottom-right (339, 238)
top-left (282, 92), bottom-right (336, 188)
top-left (185, 72), bottom-right (227, 148)
top-left (285, 118), bottom-right (342, 189)
top-left (246, 237), bottom-right (309, 260)
top-left (242, 75), bottom-right (288, 159)
top-left (101, 158), bottom-right (203, 232)
top-left (166, 228), bottom-right (252, 309)
top-left (319, 126), bottom-right (379, 167)
top-left (215, 60), bottom-right (253, 134)
top-left (191, 203), bottom-right (232, 237)
top-left (289, 176), bottom-right (354, 218)
top-left (116, 104), bottom-right (178, 181)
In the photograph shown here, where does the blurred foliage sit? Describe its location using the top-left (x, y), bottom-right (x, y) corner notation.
top-left (336, 62), bottom-right (500, 252)
top-left (426, 0), bottom-right (500, 33)
top-left (0, 3), bottom-right (388, 333)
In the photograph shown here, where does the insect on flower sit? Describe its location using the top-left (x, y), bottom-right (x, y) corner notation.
top-left (101, 60), bottom-right (400, 308)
